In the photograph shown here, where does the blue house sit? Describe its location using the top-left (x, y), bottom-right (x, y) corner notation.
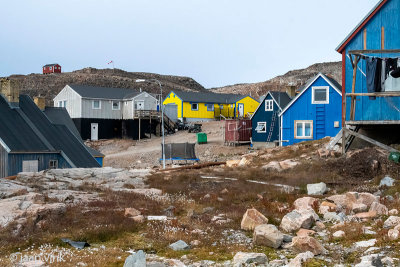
top-left (280, 73), bottom-right (342, 146)
top-left (336, 0), bottom-right (400, 125)
top-left (336, 0), bottom-right (400, 149)
top-left (251, 91), bottom-right (291, 145)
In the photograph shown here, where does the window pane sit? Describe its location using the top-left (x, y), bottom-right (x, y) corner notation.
top-left (94, 101), bottom-right (100, 108)
top-left (305, 123), bottom-right (311, 136)
top-left (314, 89), bottom-right (327, 102)
top-left (296, 123), bottom-right (303, 137)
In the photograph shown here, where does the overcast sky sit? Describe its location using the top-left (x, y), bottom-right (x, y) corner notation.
top-left (1, 0), bottom-right (377, 88)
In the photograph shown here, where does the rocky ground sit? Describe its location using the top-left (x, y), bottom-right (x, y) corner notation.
top-left (1, 138), bottom-right (400, 266)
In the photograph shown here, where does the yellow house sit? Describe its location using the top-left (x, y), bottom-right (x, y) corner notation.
top-left (163, 90), bottom-right (259, 122)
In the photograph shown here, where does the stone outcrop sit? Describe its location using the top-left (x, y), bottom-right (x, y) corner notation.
top-left (291, 236), bottom-right (326, 255)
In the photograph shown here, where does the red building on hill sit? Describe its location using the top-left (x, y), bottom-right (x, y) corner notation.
top-left (43, 64), bottom-right (61, 74)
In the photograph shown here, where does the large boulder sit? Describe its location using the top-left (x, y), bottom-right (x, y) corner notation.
top-left (319, 201), bottom-right (337, 214)
top-left (369, 202), bottom-right (388, 216)
top-left (279, 159), bottom-right (299, 170)
top-left (384, 216), bottom-right (400, 229)
top-left (280, 210), bottom-right (318, 233)
top-left (253, 224), bottom-right (284, 249)
top-left (123, 250), bottom-right (146, 267)
top-left (240, 209), bottom-right (269, 231)
top-left (293, 197), bottom-right (318, 211)
top-left (291, 236), bottom-right (326, 255)
top-left (232, 252), bottom-right (268, 267)
top-left (307, 182), bottom-right (327, 196)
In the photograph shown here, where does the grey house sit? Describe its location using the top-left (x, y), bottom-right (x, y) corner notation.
top-left (53, 85), bottom-right (159, 140)
top-left (0, 94), bottom-right (100, 178)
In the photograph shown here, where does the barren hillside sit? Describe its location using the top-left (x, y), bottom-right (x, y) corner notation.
top-left (211, 62), bottom-right (342, 99)
top-left (3, 68), bottom-right (206, 105)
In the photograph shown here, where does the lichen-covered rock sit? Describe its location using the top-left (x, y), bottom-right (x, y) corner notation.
top-left (384, 216), bottom-right (400, 229)
top-left (280, 210), bottom-right (318, 232)
top-left (288, 251), bottom-right (314, 267)
top-left (369, 202), bottom-right (388, 216)
top-left (293, 197), bottom-right (318, 211)
top-left (291, 236), bottom-right (326, 255)
top-left (307, 182), bottom-right (327, 196)
top-left (232, 252), bottom-right (268, 267)
top-left (240, 208), bottom-right (269, 231)
top-left (253, 224), bottom-right (284, 249)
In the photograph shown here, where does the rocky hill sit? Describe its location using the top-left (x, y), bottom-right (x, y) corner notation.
top-left (3, 68), bottom-right (206, 105)
top-left (211, 62), bottom-right (342, 99)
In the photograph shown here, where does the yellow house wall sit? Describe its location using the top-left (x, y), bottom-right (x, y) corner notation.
top-left (163, 92), bottom-right (183, 118)
top-left (235, 97), bottom-right (260, 117)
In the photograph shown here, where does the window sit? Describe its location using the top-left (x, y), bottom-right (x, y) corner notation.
top-left (206, 104), bottom-right (214, 111)
top-left (191, 103), bottom-right (198, 111)
top-left (265, 100), bottom-right (273, 111)
top-left (295, 121), bottom-right (313, 139)
top-left (230, 104), bottom-right (234, 108)
top-left (220, 105), bottom-right (224, 110)
top-left (312, 86), bottom-right (329, 104)
top-left (92, 100), bottom-right (101, 109)
top-left (49, 160), bottom-right (58, 169)
top-left (255, 122), bottom-right (267, 133)
top-left (22, 160), bottom-right (39, 172)
top-left (112, 101), bottom-right (120, 110)
top-left (58, 100), bottom-right (67, 107)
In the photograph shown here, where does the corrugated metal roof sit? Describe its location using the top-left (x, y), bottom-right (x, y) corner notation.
top-left (68, 84), bottom-right (141, 100)
top-left (18, 95), bottom-right (100, 167)
top-left (44, 107), bottom-right (104, 158)
top-left (269, 92), bottom-right (292, 109)
top-left (43, 63), bottom-right (60, 67)
top-left (172, 90), bottom-right (247, 104)
top-left (0, 95), bottom-right (51, 152)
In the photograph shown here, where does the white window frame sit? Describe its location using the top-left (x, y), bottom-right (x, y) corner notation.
top-left (265, 100), bottom-right (274, 111)
top-left (255, 122), bottom-right (267, 133)
top-left (58, 100), bottom-right (67, 108)
top-left (294, 120), bottom-right (313, 139)
top-left (206, 104), bottom-right (214, 111)
top-left (112, 101), bottom-right (120, 110)
top-left (312, 86), bottom-right (329, 104)
top-left (191, 103), bottom-right (198, 111)
top-left (49, 160), bottom-right (58, 169)
top-left (92, 100), bottom-right (101, 109)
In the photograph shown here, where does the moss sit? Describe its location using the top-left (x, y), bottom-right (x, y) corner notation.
top-left (304, 259), bottom-right (330, 267)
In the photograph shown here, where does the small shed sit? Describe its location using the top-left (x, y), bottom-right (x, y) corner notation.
top-left (224, 119), bottom-right (252, 146)
top-left (43, 64), bottom-right (61, 74)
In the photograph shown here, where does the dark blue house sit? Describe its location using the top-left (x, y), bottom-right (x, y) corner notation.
top-left (0, 94), bottom-right (100, 178)
top-left (280, 73), bottom-right (342, 146)
top-left (336, 0), bottom-right (400, 148)
top-left (251, 91), bottom-right (291, 145)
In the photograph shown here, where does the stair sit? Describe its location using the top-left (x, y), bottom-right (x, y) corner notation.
top-left (267, 111), bottom-right (279, 142)
top-left (315, 106), bottom-right (326, 138)
top-left (344, 125), bottom-right (360, 152)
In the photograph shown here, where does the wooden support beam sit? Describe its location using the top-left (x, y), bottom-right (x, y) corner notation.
top-left (343, 128), bottom-right (398, 153)
top-left (350, 55), bottom-right (360, 121)
top-left (348, 49), bottom-right (400, 55)
top-left (346, 92), bottom-right (400, 97)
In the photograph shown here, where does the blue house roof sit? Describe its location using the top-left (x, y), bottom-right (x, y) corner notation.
top-left (280, 73), bottom-right (342, 116)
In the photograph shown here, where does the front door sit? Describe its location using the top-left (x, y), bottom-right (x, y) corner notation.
top-left (91, 123), bottom-right (98, 141)
top-left (137, 100), bottom-right (145, 110)
top-left (238, 103), bottom-right (244, 117)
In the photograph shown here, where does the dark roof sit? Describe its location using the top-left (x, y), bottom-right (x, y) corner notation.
top-left (68, 84), bottom-right (142, 100)
top-left (44, 107), bottom-right (104, 158)
top-left (43, 63), bottom-right (60, 67)
top-left (171, 90), bottom-right (248, 104)
top-left (326, 76), bottom-right (342, 91)
top-left (15, 95), bottom-right (100, 168)
top-left (0, 95), bottom-right (50, 152)
top-left (269, 92), bottom-right (292, 109)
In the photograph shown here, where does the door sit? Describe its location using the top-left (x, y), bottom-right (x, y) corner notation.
top-left (91, 123), bottom-right (98, 141)
top-left (22, 160), bottom-right (39, 173)
top-left (137, 100), bottom-right (145, 110)
top-left (238, 103), bottom-right (244, 117)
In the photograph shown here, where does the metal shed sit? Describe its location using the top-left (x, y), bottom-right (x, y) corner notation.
top-left (224, 119), bottom-right (252, 146)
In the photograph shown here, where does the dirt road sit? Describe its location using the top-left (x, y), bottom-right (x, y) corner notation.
top-left (89, 121), bottom-right (250, 169)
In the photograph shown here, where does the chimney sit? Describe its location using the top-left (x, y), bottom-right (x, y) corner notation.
top-left (286, 85), bottom-right (297, 98)
top-left (0, 78), bottom-right (20, 103)
top-left (34, 97), bottom-right (46, 110)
